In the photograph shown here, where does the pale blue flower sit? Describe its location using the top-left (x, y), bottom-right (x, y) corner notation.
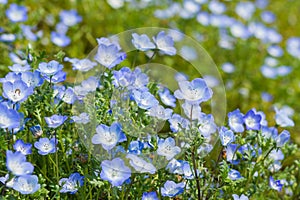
top-left (235, 2), bottom-right (255, 20)
top-left (286, 37), bottom-right (300, 59)
top-left (6, 150), bottom-right (34, 176)
top-left (45, 114), bottom-right (68, 128)
top-left (147, 105), bottom-right (173, 120)
top-left (94, 44), bottom-right (126, 69)
top-left (132, 90), bottom-right (159, 110)
top-left (0, 103), bottom-right (20, 129)
top-left (261, 11), bottom-right (276, 23)
top-left (182, 101), bottom-right (201, 120)
top-left (132, 33), bottom-right (155, 51)
top-left (228, 169), bottom-right (243, 180)
top-left (71, 113), bottom-right (90, 124)
top-left (269, 176), bottom-right (283, 191)
top-left (0, 174), bottom-right (9, 184)
top-left (2, 80), bottom-right (33, 102)
top-left (161, 180), bottom-right (185, 197)
top-left (219, 127), bottom-right (235, 146)
top-left (51, 32), bottom-right (71, 47)
top-left (38, 60), bottom-right (63, 76)
top-left (275, 106), bottom-right (294, 127)
top-left (243, 109), bottom-right (262, 130)
top-left (196, 12), bottom-right (210, 26)
top-left (267, 45), bottom-right (283, 57)
top-left (0, 33), bottom-right (16, 42)
top-left (197, 113), bottom-right (217, 137)
top-left (153, 31), bottom-right (176, 56)
top-left (57, 87), bottom-right (77, 104)
top-left (126, 154), bottom-right (156, 174)
top-left (8, 64), bottom-right (31, 73)
top-left (232, 194), bottom-right (249, 200)
top-left (21, 71), bottom-right (44, 87)
top-left (158, 88), bottom-right (176, 108)
top-left (157, 137), bottom-right (181, 160)
top-left (21, 25), bottom-right (38, 41)
top-left (6, 4), bottom-right (27, 22)
top-left (228, 109), bottom-right (244, 132)
top-left (275, 130), bottom-right (290, 147)
top-left (44, 70), bottom-right (66, 83)
top-left (59, 172), bottom-right (84, 194)
top-left (65, 57), bottom-right (97, 72)
top-left (12, 175), bottom-right (40, 194)
top-left (168, 114), bottom-right (190, 133)
top-left (34, 138), bottom-right (57, 155)
top-left (221, 62), bottom-right (235, 73)
top-left (59, 10), bottom-right (82, 27)
top-left (13, 139), bottom-right (32, 155)
top-left (142, 191), bottom-right (158, 200)
top-left (208, 1), bottom-right (226, 14)
top-left (128, 140), bottom-right (144, 155)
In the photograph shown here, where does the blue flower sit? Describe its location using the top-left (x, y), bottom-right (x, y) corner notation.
top-left (235, 2), bottom-right (255, 20)
top-left (0, 33), bottom-right (16, 42)
top-left (219, 127), bottom-right (235, 146)
top-left (261, 126), bottom-right (278, 139)
top-left (0, 103), bottom-right (20, 129)
top-left (8, 64), bottom-right (31, 73)
top-left (6, 4), bottom-right (27, 23)
top-left (34, 138), bottom-right (57, 155)
top-left (45, 114), bottom-right (67, 128)
top-left (12, 175), bottom-right (40, 194)
top-left (166, 159), bottom-right (194, 179)
top-left (57, 87), bottom-right (77, 104)
top-left (100, 158), bottom-right (131, 187)
top-left (228, 169), bottom-right (243, 181)
top-left (222, 62), bottom-right (235, 73)
top-left (30, 124), bottom-right (43, 138)
top-left (0, 0), bottom-right (7, 4)
top-left (126, 154), bottom-right (156, 174)
top-left (158, 88), bottom-right (176, 108)
top-left (269, 176), bottom-right (283, 191)
top-left (198, 113), bottom-right (217, 137)
top-left (286, 37), bottom-right (300, 59)
top-left (92, 122), bottom-right (126, 151)
top-left (0, 72), bottom-right (21, 83)
top-left (21, 71), bottom-right (44, 87)
top-left (0, 174), bottom-right (9, 184)
top-left (225, 144), bottom-right (239, 165)
top-left (21, 25), bottom-right (39, 41)
top-left (59, 172), bottom-right (84, 194)
top-left (59, 10), bottom-right (82, 27)
top-left (274, 107), bottom-right (294, 127)
top-left (142, 191), bottom-right (158, 200)
top-left (65, 57), bottom-right (97, 72)
top-left (208, 1), bottom-right (226, 14)
top-left (128, 140), bottom-right (144, 155)
top-left (51, 32), bottom-right (71, 47)
top-left (275, 130), bottom-right (290, 147)
top-left (6, 150), bottom-right (34, 176)
top-left (161, 180), bottom-right (185, 197)
top-left (71, 113), bottom-right (90, 124)
top-left (157, 137), bottom-right (181, 160)
top-left (174, 78), bottom-right (213, 104)
top-left (132, 90), bottom-right (159, 110)
top-left (267, 45), bottom-right (283, 57)
top-left (168, 114), bottom-right (190, 133)
top-left (243, 109), bottom-right (262, 130)
top-left (228, 109), bottom-right (244, 132)
top-left (13, 139), bottom-right (32, 155)
top-left (38, 60), bottom-right (63, 76)
top-left (147, 105), bottom-right (173, 120)
top-left (182, 101), bottom-right (201, 120)
top-left (2, 80), bottom-right (34, 102)
top-left (153, 31), bottom-right (176, 56)
top-left (94, 43), bottom-right (126, 69)
top-left (132, 33), bottom-right (155, 51)
top-left (232, 194), bottom-right (249, 200)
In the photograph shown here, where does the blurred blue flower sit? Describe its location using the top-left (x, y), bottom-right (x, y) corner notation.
top-left (59, 172), bottom-right (84, 194)
top-left (198, 113), bottom-right (217, 137)
top-left (71, 113), bottom-right (90, 124)
top-left (261, 126), bottom-right (278, 139)
top-left (157, 137), bottom-right (181, 160)
top-left (221, 62), bottom-right (235, 73)
top-left (6, 150), bottom-right (34, 176)
top-left (0, 0), bottom-right (7, 4)
top-left (269, 176), bottom-right (283, 191)
top-left (132, 33), bottom-right (155, 51)
top-left (180, 45), bottom-right (197, 61)
top-left (2, 80), bottom-right (33, 103)
top-left (142, 191), bottom-right (158, 200)
top-left (228, 109), bottom-right (244, 132)
top-left (132, 89), bottom-right (159, 110)
top-left (232, 194), bottom-right (249, 200)
top-left (12, 175), bottom-right (40, 194)
top-left (100, 158), bottom-right (131, 187)
top-left (275, 130), bottom-right (290, 147)
top-left (228, 169), bottom-right (243, 180)
top-left (161, 180), bottom-right (185, 197)
top-left (153, 31), bottom-right (176, 56)
top-left (0, 33), bottom-right (16, 42)
top-left (51, 32), bottom-right (71, 47)
top-left (158, 88), bottom-right (176, 108)
top-left (286, 37), bottom-right (300, 59)
top-left (154, 3), bottom-right (180, 19)
top-left (261, 11), bottom-right (276, 24)
top-left (8, 64), bottom-right (31, 73)
top-left (230, 21), bottom-right (251, 39)
top-left (196, 12), bottom-right (210, 26)
top-left (13, 139), bottom-right (32, 155)
top-left (45, 114), bottom-right (68, 128)
top-left (34, 138), bottom-right (57, 155)
top-left (275, 106), bottom-right (294, 127)
top-left (21, 25), bottom-right (39, 41)
top-left (6, 4), bottom-right (27, 23)
top-left (208, 1), bottom-right (226, 14)
top-left (269, 149), bottom-right (284, 161)
top-left (261, 92), bottom-right (273, 102)
top-left (59, 10), bottom-right (82, 27)
top-left (256, 0), bottom-right (269, 9)
top-left (267, 45), bottom-right (283, 57)
top-left (92, 122), bottom-right (126, 151)
top-left (235, 2), bottom-right (255, 20)
top-left (55, 22), bottom-right (69, 35)
top-left (65, 57), bottom-right (97, 72)
top-left (147, 105), bottom-right (173, 120)
top-left (0, 103), bottom-right (20, 129)
top-left (126, 154), bottom-right (156, 174)
top-left (219, 127), bottom-right (235, 146)
top-left (0, 174), bottom-right (9, 184)
top-left (243, 109), bottom-right (262, 130)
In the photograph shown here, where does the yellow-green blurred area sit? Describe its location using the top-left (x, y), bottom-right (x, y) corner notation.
top-left (1, 0), bottom-right (300, 148)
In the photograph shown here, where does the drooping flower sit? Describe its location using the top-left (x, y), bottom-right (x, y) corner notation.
top-left (100, 158), bottom-right (131, 187)
top-left (34, 138), bottom-right (57, 155)
top-left (6, 150), bottom-right (34, 176)
top-left (161, 180), bottom-right (185, 197)
top-left (12, 175), bottom-right (40, 194)
top-left (126, 154), bottom-right (156, 174)
top-left (142, 191), bottom-right (159, 200)
top-left (132, 33), bottom-right (155, 51)
top-left (59, 172), bottom-right (84, 194)
top-left (6, 4), bottom-right (27, 23)
top-left (182, 101), bottom-right (201, 120)
top-left (198, 113), bottom-right (217, 138)
top-left (157, 137), bottom-right (181, 160)
top-left (59, 10), bottom-right (82, 27)
top-left (92, 122), bottom-right (126, 151)
top-left (2, 80), bottom-right (34, 102)
top-left (228, 109), bottom-right (244, 132)
top-left (219, 127), bottom-right (235, 146)
top-left (269, 176), bottom-right (283, 191)
top-left (44, 114), bottom-right (68, 128)
top-left (275, 130), bottom-right (290, 147)
top-left (0, 103), bottom-right (20, 129)
top-left (13, 139), bottom-right (32, 155)
top-left (153, 31), bottom-right (176, 56)
top-left (274, 106), bottom-right (294, 127)
top-left (30, 124), bottom-right (43, 138)
top-left (243, 109), bottom-right (262, 130)
top-left (228, 169), bottom-right (243, 181)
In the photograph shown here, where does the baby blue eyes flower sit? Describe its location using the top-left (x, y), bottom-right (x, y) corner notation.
top-left (13, 139), bottom-right (32, 155)
top-left (6, 150), bottom-right (34, 176)
top-left (275, 130), bottom-right (290, 147)
top-left (158, 88), bottom-right (176, 108)
top-left (92, 122), bottom-right (126, 151)
top-left (71, 113), bottom-right (90, 124)
top-left (8, 64), bottom-right (31, 73)
top-left (228, 169), bottom-right (243, 181)
top-left (132, 90), bottom-right (159, 110)
top-left (126, 154), bottom-right (156, 174)
top-left (269, 176), bottom-right (283, 192)
top-left (65, 57), bottom-right (97, 72)
top-left (174, 78), bottom-right (213, 104)
top-left (30, 124), bottom-right (43, 138)
top-left (168, 113), bottom-right (190, 133)
top-left (2, 80), bottom-right (34, 103)
top-left (161, 180), bottom-right (185, 197)
top-left (38, 60), bottom-right (63, 76)
top-left (235, 2), bottom-right (255, 20)
top-left (286, 37), bottom-right (300, 59)
top-left (34, 138), bottom-right (57, 155)
top-left (44, 114), bottom-right (68, 128)
top-left (59, 10), bottom-right (82, 27)
top-left (153, 31), bottom-right (176, 56)
top-left (232, 194), bottom-right (249, 200)
top-left (128, 140), bottom-right (144, 155)
top-left (228, 109), bottom-right (244, 132)
top-left (243, 109), bottom-right (262, 131)
top-left (0, 103), bottom-right (20, 129)
top-left (147, 105), bottom-right (173, 120)
top-left (132, 33), bottom-right (155, 51)
top-left (157, 137), bottom-right (181, 160)
top-left (219, 127), bottom-right (235, 146)
top-left (274, 107), bottom-right (294, 127)
top-left (142, 191), bottom-right (159, 200)
top-left (182, 102), bottom-right (201, 120)
top-left (21, 71), bottom-right (44, 88)
top-left (100, 158), bottom-right (131, 187)
top-left (6, 4), bottom-right (27, 23)
top-left (51, 32), bottom-right (71, 47)
top-left (59, 172), bottom-right (84, 194)
top-left (12, 175), bottom-right (40, 194)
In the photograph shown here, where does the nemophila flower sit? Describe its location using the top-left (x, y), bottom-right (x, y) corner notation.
top-left (100, 158), bottom-right (131, 187)
top-left (96, 37), bottom-right (121, 50)
top-left (21, 71), bottom-right (44, 87)
top-left (158, 88), bottom-right (176, 108)
top-left (225, 144), bottom-right (239, 165)
top-left (2, 80), bottom-right (34, 103)
top-left (9, 52), bottom-right (27, 65)
top-left (59, 10), bottom-right (82, 27)
top-left (286, 37), bottom-right (300, 59)
top-left (126, 154), bottom-right (156, 174)
top-left (228, 169), bottom-right (243, 181)
top-left (74, 76), bottom-right (100, 98)
top-left (45, 114), bottom-right (68, 128)
top-left (0, 103), bottom-right (20, 129)
top-left (261, 11), bottom-right (276, 24)
top-left (6, 4), bottom-right (27, 23)
top-left (161, 180), bottom-right (185, 197)
top-left (55, 22), bottom-right (68, 35)
top-left (219, 127), bottom-right (235, 146)
top-left (152, 31), bottom-right (176, 56)
top-left (157, 137), bottom-right (181, 160)
top-left (131, 90), bottom-right (159, 110)
top-left (44, 69), bottom-right (66, 83)
top-left (174, 72), bottom-right (188, 82)
top-left (261, 126), bottom-right (278, 139)
top-left (230, 21), bottom-right (251, 39)
top-left (34, 138), bottom-right (57, 155)
top-left (38, 60), bottom-right (63, 76)
top-left (221, 62), bottom-right (235, 73)
top-left (179, 45), bottom-right (197, 61)
top-left (261, 92), bottom-right (273, 102)
top-left (274, 107), bottom-right (294, 127)
top-left (142, 191), bottom-right (158, 200)
top-left (57, 87), bottom-right (77, 104)
top-left (64, 57), bottom-right (97, 72)
top-left (0, 33), bottom-right (16, 42)
top-left (92, 122), bottom-right (126, 151)
top-left (13, 139), bottom-right (32, 155)
top-left (269, 176), bottom-right (283, 192)
top-left (232, 194), bottom-right (249, 200)
top-left (71, 113), bottom-right (90, 124)
top-left (198, 113), bottom-right (217, 137)
top-left (174, 78), bottom-right (213, 104)
top-left (59, 172), bottom-right (84, 194)
top-left (275, 130), bottom-right (290, 147)
top-left (51, 32), bottom-right (71, 47)
top-left (208, 1), bottom-right (226, 14)
top-left (228, 109), bottom-right (244, 132)
top-left (168, 113), bottom-right (189, 133)
top-left (147, 105), bottom-right (173, 120)
top-left (0, 72), bottom-right (21, 83)
top-left (243, 109), bottom-right (262, 130)
top-left (0, 0), bottom-right (7, 4)
top-left (235, 2), bottom-right (255, 20)
top-left (182, 101), bottom-right (201, 120)
top-left (8, 64), bottom-right (31, 73)
top-left (94, 43), bottom-right (126, 69)
top-left (12, 175), bottom-right (40, 194)
top-left (131, 33), bottom-right (155, 51)
top-left (267, 45), bottom-right (283, 57)
top-left (0, 174), bottom-right (9, 184)
top-left (21, 25), bottom-right (39, 41)
top-left (6, 150), bottom-right (34, 176)
top-left (128, 140), bottom-right (144, 155)
top-left (269, 149), bottom-right (284, 161)
top-left (30, 125), bottom-right (43, 138)
top-left (196, 12), bottom-right (211, 26)
top-left (167, 159), bottom-right (193, 179)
